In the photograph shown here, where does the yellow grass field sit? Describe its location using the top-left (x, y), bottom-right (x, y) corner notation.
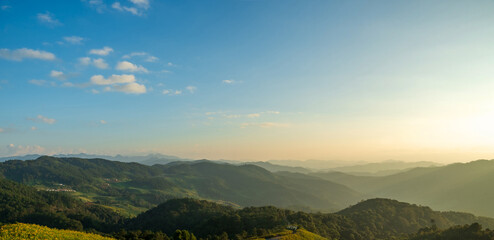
top-left (0, 223), bottom-right (114, 240)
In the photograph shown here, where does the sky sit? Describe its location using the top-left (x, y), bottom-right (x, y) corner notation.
top-left (2, 0), bottom-right (494, 163)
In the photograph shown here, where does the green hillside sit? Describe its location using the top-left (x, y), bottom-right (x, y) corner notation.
top-left (313, 160), bottom-right (494, 217)
top-left (0, 223), bottom-right (114, 240)
top-left (0, 177), bottom-right (123, 232)
top-left (0, 156), bottom-right (361, 214)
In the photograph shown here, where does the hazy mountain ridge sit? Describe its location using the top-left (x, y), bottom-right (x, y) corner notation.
top-left (314, 159), bottom-right (494, 217)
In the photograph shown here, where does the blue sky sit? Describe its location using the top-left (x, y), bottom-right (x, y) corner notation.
top-left (2, 0), bottom-right (494, 162)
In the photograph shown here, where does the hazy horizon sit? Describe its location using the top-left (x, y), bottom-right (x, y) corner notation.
top-left (3, 0), bottom-right (494, 163)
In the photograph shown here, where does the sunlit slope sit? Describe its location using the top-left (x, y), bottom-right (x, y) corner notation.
top-left (0, 223), bottom-right (114, 240)
top-left (251, 229), bottom-right (328, 240)
top-left (0, 156), bottom-right (362, 213)
top-left (314, 160), bottom-right (494, 217)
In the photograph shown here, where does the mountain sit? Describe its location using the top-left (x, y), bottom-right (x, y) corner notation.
top-left (125, 198), bottom-right (494, 240)
top-left (328, 160), bottom-right (441, 176)
top-left (242, 161), bottom-right (313, 174)
top-left (0, 153), bottom-right (193, 164)
top-left (313, 159), bottom-right (494, 217)
top-left (267, 159), bottom-right (366, 170)
top-left (0, 156), bottom-right (362, 214)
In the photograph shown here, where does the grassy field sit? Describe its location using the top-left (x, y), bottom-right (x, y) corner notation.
top-left (250, 229), bottom-right (328, 240)
top-left (0, 223), bottom-right (114, 240)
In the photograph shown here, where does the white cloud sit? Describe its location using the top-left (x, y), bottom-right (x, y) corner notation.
top-left (1, 5), bottom-right (11, 10)
top-left (111, 82), bottom-right (147, 94)
top-left (0, 128), bottom-right (3, 133)
top-left (130, 0), bottom-right (149, 9)
top-left (122, 52), bottom-right (158, 62)
top-left (79, 57), bottom-right (91, 65)
top-left (91, 89), bottom-right (100, 94)
top-left (146, 56), bottom-right (158, 62)
top-left (37, 12), bottom-right (62, 26)
top-left (116, 61), bottom-right (148, 73)
top-left (50, 70), bottom-right (67, 80)
top-left (100, 120), bottom-right (107, 124)
top-left (112, 2), bottom-right (140, 15)
top-left (82, 0), bottom-right (106, 13)
top-left (0, 48), bottom-right (55, 61)
top-left (27, 115), bottom-right (56, 124)
top-left (223, 79), bottom-right (235, 84)
top-left (31, 126), bottom-right (37, 131)
top-left (90, 74), bottom-right (147, 94)
top-left (112, 0), bottom-right (149, 16)
top-left (79, 57), bottom-right (108, 69)
top-left (93, 58), bottom-right (109, 69)
top-left (162, 89), bottom-right (182, 95)
top-left (63, 36), bottom-right (85, 44)
top-left (90, 74), bottom-right (135, 85)
top-left (89, 46), bottom-right (113, 56)
top-left (123, 52), bottom-right (146, 58)
top-left (186, 86), bottom-right (197, 93)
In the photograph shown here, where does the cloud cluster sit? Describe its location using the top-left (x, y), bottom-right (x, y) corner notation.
top-left (0, 48), bottom-right (55, 61)
top-left (162, 89), bottom-right (182, 95)
top-left (116, 61), bottom-right (148, 73)
top-left (79, 57), bottom-right (109, 69)
top-left (89, 46), bottom-right (113, 56)
top-left (50, 70), bottom-right (67, 80)
top-left (90, 74), bottom-right (146, 94)
top-left (122, 52), bottom-right (158, 62)
top-left (112, 0), bottom-right (149, 16)
top-left (63, 36), bottom-right (85, 45)
top-left (37, 12), bottom-right (62, 26)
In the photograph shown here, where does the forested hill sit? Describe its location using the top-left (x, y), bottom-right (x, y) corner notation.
top-left (0, 156), bottom-right (361, 213)
top-left (125, 198), bottom-right (494, 240)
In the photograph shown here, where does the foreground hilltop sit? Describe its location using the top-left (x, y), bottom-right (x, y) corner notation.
top-left (125, 198), bottom-right (494, 239)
